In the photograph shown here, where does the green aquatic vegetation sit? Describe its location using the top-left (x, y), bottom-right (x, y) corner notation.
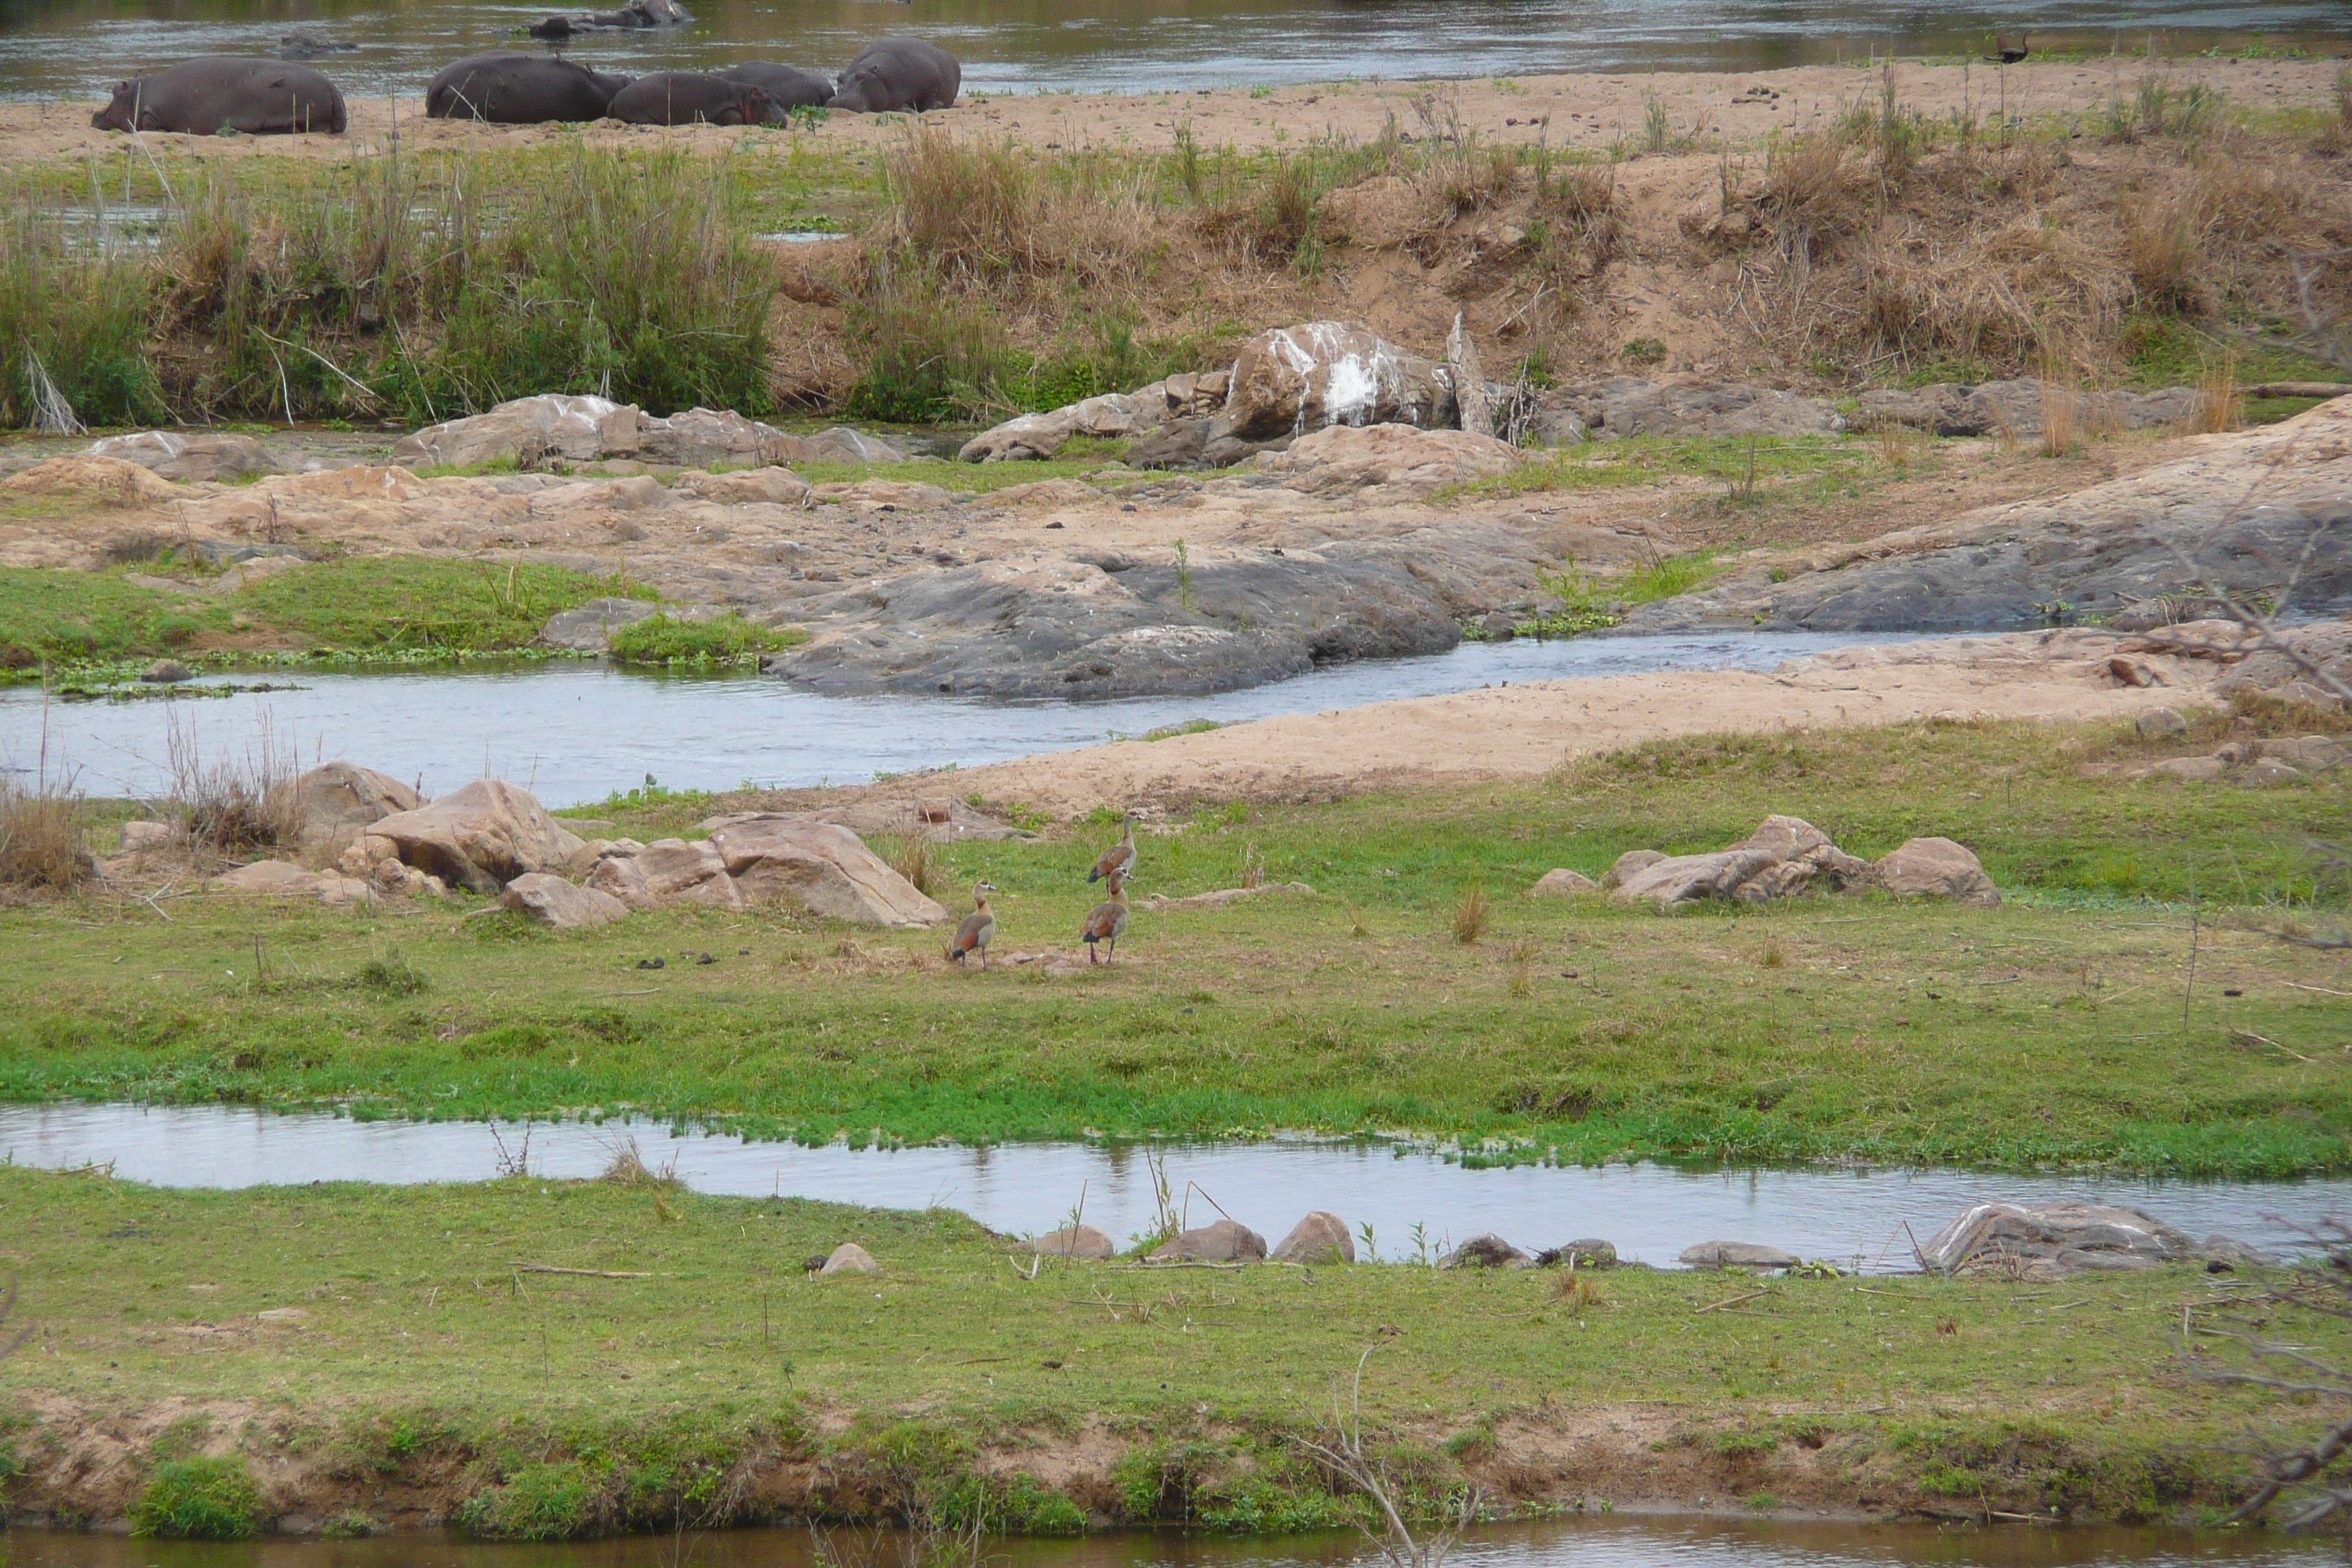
top-left (231, 558), bottom-right (655, 653)
top-left (129, 1456), bottom-right (263, 1539)
top-left (606, 612), bottom-right (804, 666)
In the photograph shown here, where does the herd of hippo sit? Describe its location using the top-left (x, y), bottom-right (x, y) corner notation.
top-left (88, 35), bottom-right (960, 135)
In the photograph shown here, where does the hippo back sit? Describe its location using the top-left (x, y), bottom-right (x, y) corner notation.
top-left (829, 37), bottom-right (960, 113)
top-left (606, 70), bottom-right (768, 126)
top-left (91, 56), bottom-right (344, 135)
top-left (426, 50), bottom-right (625, 122)
top-left (716, 61), bottom-right (831, 111)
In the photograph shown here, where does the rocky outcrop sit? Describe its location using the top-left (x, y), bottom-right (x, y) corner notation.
top-left (1849, 381), bottom-right (2200, 438)
top-left (357, 779), bottom-right (587, 894)
top-left (1611, 848), bottom-right (1782, 908)
top-left (1149, 1219), bottom-right (1267, 1263)
top-left (668, 466), bottom-right (811, 507)
top-left (1874, 837), bottom-right (2001, 906)
top-left (960, 393), bottom-right (1156, 462)
top-left (390, 395), bottom-right (903, 472)
top-left (1213, 323), bottom-right (1457, 442)
top-left (1624, 400), bottom-right (2352, 633)
top-left (500, 872), bottom-right (630, 928)
top-left (1606, 815), bottom-right (1991, 908)
top-left (704, 817), bottom-right (947, 926)
top-left (1270, 1211), bottom-right (1355, 1264)
top-left (1918, 1202), bottom-right (2198, 1278)
top-left (1251, 423), bottom-right (1527, 500)
top-left (1, 455), bottom-right (182, 508)
top-left (89, 431), bottom-right (283, 482)
top-left (210, 860), bottom-right (377, 905)
top-left (2131, 733), bottom-right (2349, 784)
top-left (587, 837), bottom-right (742, 910)
top-left (1681, 1240), bottom-right (1798, 1270)
top-left (265, 761), bottom-right (422, 851)
top-left (1544, 377), bottom-right (1845, 440)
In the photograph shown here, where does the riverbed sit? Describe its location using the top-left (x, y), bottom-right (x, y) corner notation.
top-left (0, 630), bottom-right (1915, 808)
top-left (2, 0), bottom-right (2348, 105)
top-left (1, 1104), bottom-right (2337, 1269)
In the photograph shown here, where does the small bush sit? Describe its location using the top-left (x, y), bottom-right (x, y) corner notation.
top-left (357, 951), bottom-right (429, 995)
top-left (873, 832), bottom-right (946, 897)
top-left (606, 611), bottom-right (798, 665)
top-left (0, 778), bottom-right (92, 889)
top-left (166, 712), bottom-right (300, 856)
top-left (456, 1460), bottom-right (603, 1540)
top-left (130, 1457), bottom-right (264, 1539)
top-left (600, 1135), bottom-right (684, 1188)
top-left (1452, 883), bottom-right (1490, 943)
top-left (2123, 189), bottom-right (2211, 314)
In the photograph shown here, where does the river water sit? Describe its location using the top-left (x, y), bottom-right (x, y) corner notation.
top-left (0, 630), bottom-right (1911, 808)
top-left (2, 1512), bottom-right (2347, 1568)
top-left (3, 1104), bottom-right (2342, 1269)
top-left (0, 0), bottom-right (2347, 105)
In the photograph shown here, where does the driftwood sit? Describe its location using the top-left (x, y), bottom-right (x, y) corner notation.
top-left (513, 1264), bottom-right (652, 1278)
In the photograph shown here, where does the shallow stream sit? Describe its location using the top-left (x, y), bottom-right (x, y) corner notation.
top-left (1, 630), bottom-right (1912, 808)
top-left (3, 0), bottom-right (2347, 104)
top-left (3, 1104), bottom-right (2342, 1269)
top-left (1, 1510), bottom-right (2345, 1568)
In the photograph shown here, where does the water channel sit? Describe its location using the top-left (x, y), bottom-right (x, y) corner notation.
top-left (2, 1511), bottom-right (2347, 1568)
top-left (1, 0), bottom-right (2348, 105)
top-left (0, 630), bottom-right (1914, 808)
top-left (4, 1104), bottom-right (2342, 1270)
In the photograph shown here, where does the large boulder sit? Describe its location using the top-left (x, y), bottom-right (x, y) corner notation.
top-left (1251, 423), bottom-right (1526, 500)
top-left (1874, 837), bottom-right (2000, 907)
top-left (1, 454), bottom-right (181, 508)
top-left (1150, 1219), bottom-right (1267, 1263)
top-left (1023, 1224), bottom-right (1117, 1259)
top-left (796, 427), bottom-right (908, 464)
top-left (586, 837), bottom-right (740, 910)
top-left (1726, 814), bottom-right (1873, 900)
top-left (638, 407), bottom-right (796, 467)
top-left (500, 872), bottom-right (630, 929)
top-left (1439, 1234), bottom-right (1532, 1269)
top-left (818, 1242), bottom-right (882, 1275)
top-left (1211, 323), bottom-right (1456, 442)
top-left (959, 392), bottom-right (1154, 462)
top-left (89, 431), bottom-right (282, 482)
top-left (1610, 848), bottom-right (1781, 908)
top-left (265, 761), bottom-right (422, 851)
top-left (703, 817), bottom-right (946, 926)
top-left (1918, 1202), bottom-right (2196, 1278)
top-left (1681, 1240), bottom-right (1798, 1270)
top-left (391, 393), bottom-right (647, 470)
top-left (361, 779), bottom-right (587, 894)
top-left (1270, 1211), bottom-right (1355, 1264)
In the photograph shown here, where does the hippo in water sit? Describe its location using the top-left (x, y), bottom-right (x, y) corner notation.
top-left (715, 61), bottom-right (832, 115)
top-left (606, 71), bottom-right (775, 127)
top-left (528, 0), bottom-right (690, 37)
top-left (827, 37), bottom-right (960, 113)
top-left (91, 57), bottom-right (347, 135)
top-left (426, 51), bottom-right (630, 122)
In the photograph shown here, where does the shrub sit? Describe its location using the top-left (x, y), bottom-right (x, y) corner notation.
top-left (165, 712), bottom-right (300, 856)
top-left (357, 951), bottom-right (429, 995)
top-left (872, 832), bottom-right (946, 897)
top-left (129, 1457), bottom-right (264, 1539)
top-left (456, 1460), bottom-right (603, 1539)
top-left (0, 199), bottom-right (165, 430)
top-left (1452, 883), bottom-right (1490, 943)
top-left (606, 611), bottom-right (799, 665)
top-left (0, 777), bottom-right (92, 889)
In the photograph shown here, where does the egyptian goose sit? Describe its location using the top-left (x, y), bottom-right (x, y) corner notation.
top-left (949, 883), bottom-right (997, 968)
top-left (1080, 870), bottom-right (1131, 965)
top-left (1987, 31), bottom-right (2028, 64)
top-left (1090, 812), bottom-right (1138, 883)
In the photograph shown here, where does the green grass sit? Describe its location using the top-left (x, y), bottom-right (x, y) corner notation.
top-left (607, 612), bottom-right (804, 666)
top-left (1499, 550), bottom-right (1732, 638)
top-left (127, 1455), bottom-right (263, 1539)
top-left (0, 566), bottom-right (230, 668)
top-left (1455, 436), bottom-right (1896, 510)
top-left (0, 1164), bottom-right (2321, 1534)
top-left (4, 712), bottom-right (2345, 1174)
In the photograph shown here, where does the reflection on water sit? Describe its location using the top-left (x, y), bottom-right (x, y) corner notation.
top-left (0, 630), bottom-right (1918, 808)
top-left (0, 0), bottom-right (2347, 103)
top-left (1, 1104), bottom-right (2342, 1270)
top-left (0, 1512), bottom-right (2344, 1567)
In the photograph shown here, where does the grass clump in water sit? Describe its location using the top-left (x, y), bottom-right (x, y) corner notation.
top-left (456, 1460), bottom-right (603, 1540)
top-left (606, 611), bottom-right (802, 666)
top-left (129, 1456), bottom-right (264, 1539)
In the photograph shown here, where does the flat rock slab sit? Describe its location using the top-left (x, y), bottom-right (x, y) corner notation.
top-left (1681, 1240), bottom-right (1798, 1270)
top-left (91, 431), bottom-right (284, 482)
top-left (500, 872), bottom-right (628, 928)
top-left (1138, 881), bottom-right (1313, 911)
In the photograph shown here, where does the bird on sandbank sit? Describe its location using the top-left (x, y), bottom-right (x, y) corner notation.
top-left (1986, 31), bottom-right (2029, 64)
top-left (1090, 811), bottom-right (1139, 883)
top-left (949, 882), bottom-right (998, 968)
top-left (1080, 869), bottom-right (1131, 965)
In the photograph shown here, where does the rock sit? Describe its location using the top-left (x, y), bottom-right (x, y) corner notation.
top-left (265, 761), bottom-right (423, 851)
top-left (211, 860), bottom-right (377, 906)
top-left (1601, 849), bottom-right (1666, 889)
top-left (1562, 377), bottom-right (1846, 440)
top-left (701, 797), bottom-right (1033, 845)
top-left (958, 393), bottom-right (1151, 462)
top-left (594, 837), bottom-right (740, 909)
top-left (670, 466), bottom-right (811, 507)
top-left (121, 820), bottom-right (173, 853)
top-left (1725, 814), bottom-right (1872, 900)
top-left (1, 454), bottom-right (183, 508)
top-left (2204, 1235), bottom-right (2280, 1268)
top-left (2146, 755), bottom-right (2225, 781)
top-left (1136, 882), bottom-right (1314, 911)
top-left (392, 393), bottom-right (647, 471)
top-left (1527, 868), bottom-right (1600, 897)
top-left (808, 479), bottom-right (952, 510)
top-left (1447, 314), bottom-right (1492, 438)
top-left (364, 779), bottom-right (587, 894)
top-left (1126, 418), bottom-right (1212, 470)
top-left (90, 431), bottom-right (282, 482)
top-left (138, 659), bottom-right (193, 683)
top-left (1873, 837), bottom-right (1999, 907)
top-left (2242, 758), bottom-right (2304, 786)
top-left (1611, 848), bottom-right (1782, 908)
top-left (638, 407), bottom-right (796, 467)
top-left (1480, 611), bottom-right (1516, 640)
top-left (1918, 1201), bottom-right (2196, 1277)
top-left (539, 597), bottom-right (664, 652)
top-left (818, 1242), bottom-right (882, 1275)
top-left (1623, 402), bottom-right (2352, 633)
top-left (500, 872), bottom-right (630, 928)
top-left (1253, 423), bottom-right (1527, 500)
top-left (1024, 1225), bottom-right (1117, 1259)
top-left (1537, 1240), bottom-right (1618, 1269)
top-left (1439, 1234), bottom-right (1532, 1269)
top-left (1211, 322), bottom-right (1456, 442)
top-left (1680, 1240), bottom-right (1798, 1270)
top-left (1200, 432), bottom-right (1295, 469)
top-left (1150, 1219), bottom-right (1267, 1263)
top-left (704, 817), bottom-right (947, 926)
top-left (1731, 814), bottom-right (1831, 862)
top-left (1848, 380), bottom-right (2202, 439)
top-left (990, 479), bottom-right (1104, 507)
top-left (797, 427), bottom-right (907, 464)
top-left (1270, 1211), bottom-right (1355, 1264)
top-left (2136, 706), bottom-right (2189, 737)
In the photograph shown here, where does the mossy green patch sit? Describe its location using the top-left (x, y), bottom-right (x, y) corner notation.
top-left (128, 1456), bottom-right (263, 1539)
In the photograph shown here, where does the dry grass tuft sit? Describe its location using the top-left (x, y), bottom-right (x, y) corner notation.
top-left (1507, 936), bottom-right (1539, 998)
top-left (2190, 358), bottom-right (2242, 434)
top-left (0, 777), bottom-right (93, 890)
top-left (599, 1136), bottom-right (684, 1190)
top-left (1452, 883), bottom-right (1490, 945)
top-left (2038, 371), bottom-right (2083, 459)
top-left (1240, 841), bottom-right (1264, 892)
top-left (1553, 1273), bottom-right (1607, 1313)
top-left (1758, 941), bottom-right (1786, 969)
top-left (876, 832), bottom-right (946, 897)
top-left (2122, 186), bottom-right (2212, 315)
top-left (165, 713), bottom-right (300, 856)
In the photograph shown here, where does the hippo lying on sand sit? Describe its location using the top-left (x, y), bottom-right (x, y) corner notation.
top-left (607, 71), bottom-right (775, 126)
top-left (426, 50), bottom-right (630, 122)
top-left (827, 37), bottom-right (960, 113)
top-left (92, 57), bottom-right (347, 135)
top-left (716, 61), bottom-right (832, 113)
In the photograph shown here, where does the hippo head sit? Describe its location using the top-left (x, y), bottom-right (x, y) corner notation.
top-left (91, 80), bottom-right (140, 132)
top-left (826, 66), bottom-right (882, 113)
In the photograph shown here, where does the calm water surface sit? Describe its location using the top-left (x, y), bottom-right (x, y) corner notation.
top-left (2, 1511), bottom-right (2348, 1567)
top-left (0, 630), bottom-right (1915, 808)
top-left (1, 1104), bottom-right (2342, 1268)
top-left (0, 0), bottom-right (2347, 103)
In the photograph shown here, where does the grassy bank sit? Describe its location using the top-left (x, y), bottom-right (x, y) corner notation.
top-left (2, 711), bottom-right (2345, 1174)
top-left (0, 1164), bottom-right (2321, 1536)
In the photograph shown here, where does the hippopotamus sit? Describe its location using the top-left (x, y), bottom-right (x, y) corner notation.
top-left (606, 71), bottom-right (774, 127)
top-left (826, 37), bottom-right (960, 113)
top-left (528, 0), bottom-right (689, 37)
top-left (426, 51), bottom-right (630, 123)
top-left (715, 61), bottom-right (832, 115)
top-left (276, 32), bottom-right (358, 61)
top-left (91, 57), bottom-right (347, 135)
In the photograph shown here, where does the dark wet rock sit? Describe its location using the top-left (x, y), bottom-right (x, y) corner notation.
top-left (1680, 1240), bottom-right (1798, 1270)
top-left (1439, 1233), bottom-right (1532, 1269)
top-left (1271, 1211), bottom-right (1355, 1264)
top-left (1150, 1219), bottom-right (1267, 1263)
top-left (1918, 1201), bottom-right (2197, 1278)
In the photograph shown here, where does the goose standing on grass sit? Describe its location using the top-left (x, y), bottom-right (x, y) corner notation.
top-left (1090, 811), bottom-right (1139, 883)
top-left (949, 883), bottom-right (998, 968)
top-left (1080, 870), bottom-right (1131, 965)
